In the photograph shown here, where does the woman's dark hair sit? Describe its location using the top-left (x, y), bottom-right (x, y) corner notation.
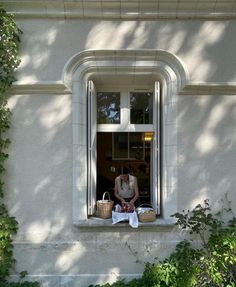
top-left (119, 166), bottom-right (130, 175)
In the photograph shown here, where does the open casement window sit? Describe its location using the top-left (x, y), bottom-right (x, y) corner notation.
top-left (87, 80), bottom-right (161, 216)
top-left (87, 81), bottom-right (97, 215)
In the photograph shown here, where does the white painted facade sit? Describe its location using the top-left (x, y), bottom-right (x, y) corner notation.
top-left (3, 1), bottom-right (236, 286)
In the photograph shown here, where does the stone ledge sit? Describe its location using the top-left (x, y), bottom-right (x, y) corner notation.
top-left (8, 82), bottom-right (71, 95)
top-left (179, 83), bottom-right (236, 96)
top-left (73, 217), bottom-right (176, 231)
top-left (8, 81), bottom-right (236, 96)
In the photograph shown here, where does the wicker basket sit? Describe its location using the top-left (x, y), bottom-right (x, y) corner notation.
top-left (136, 204), bottom-right (156, 222)
top-left (97, 192), bottom-right (114, 219)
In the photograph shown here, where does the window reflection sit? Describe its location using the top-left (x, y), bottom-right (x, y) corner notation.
top-left (129, 133), bottom-right (144, 160)
top-left (113, 132), bottom-right (128, 158)
top-left (97, 92), bottom-right (120, 124)
top-left (113, 132), bottom-right (151, 160)
top-left (130, 92), bottom-right (153, 124)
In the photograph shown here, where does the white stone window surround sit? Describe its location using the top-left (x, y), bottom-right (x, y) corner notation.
top-left (62, 49), bottom-right (189, 226)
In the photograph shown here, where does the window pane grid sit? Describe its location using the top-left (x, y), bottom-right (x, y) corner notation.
top-left (130, 92), bottom-right (153, 124)
top-left (94, 85), bottom-right (160, 214)
top-left (97, 92), bottom-right (120, 124)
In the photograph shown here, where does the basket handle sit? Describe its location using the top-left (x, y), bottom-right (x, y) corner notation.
top-left (102, 191), bottom-right (111, 201)
top-left (137, 203), bottom-right (153, 209)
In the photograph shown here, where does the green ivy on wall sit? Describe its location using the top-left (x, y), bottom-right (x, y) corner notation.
top-left (0, 6), bottom-right (39, 286)
top-left (0, 6), bottom-right (21, 283)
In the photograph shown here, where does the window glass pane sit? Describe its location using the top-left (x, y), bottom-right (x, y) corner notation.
top-left (129, 132), bottom-right (144, 159)
top-left (113, 133), bottom-right (128, 158)
top-left (97, 92), bottom-right (120, 124)
top-left (130, 92), bottom-right (153, 124)
top-left (97, 132), bottom-right (152, 206)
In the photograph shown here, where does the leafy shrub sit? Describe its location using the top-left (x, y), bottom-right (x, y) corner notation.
top-left (88, 278), bottom-right (144, 287)
top-left (89, 199), bottom-right (236, 287)
top-left (172, 199), bottom-right (236, 286)
top-left (142, 240), bottom-right (200, 287)
top-left (1, 282), bottom-right (40, 287)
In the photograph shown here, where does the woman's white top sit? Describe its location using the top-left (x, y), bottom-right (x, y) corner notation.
top-left (115, 174), bottom-right (138, 199)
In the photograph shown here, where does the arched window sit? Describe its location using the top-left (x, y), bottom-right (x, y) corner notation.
top-left (63, 50), bottom-right (188, 225)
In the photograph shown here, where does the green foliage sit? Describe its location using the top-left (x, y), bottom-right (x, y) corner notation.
top-left (0, 203), bottom-right (18, 281)
top-left (88, 278), bottom-right (145, 287)
top-left (172, 199), bottom-right (236, 286)
top-left (140, 240), bottom-right (200, 287)
top-left (0, 5), bottom-right (22, 198)
top-left (89, 200), bottom-right (236, 287)
top-left (1, 281), bottom-right (40, 287)
top-left (0, 5), bottom-right (39, 287)
top-left (0, 5), bottom-right (21, 283)
top-left (0, 8), bottom-right (22, 95)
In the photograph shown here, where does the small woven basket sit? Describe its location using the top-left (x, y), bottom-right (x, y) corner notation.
top-left (97, 192), bottom-right (114, 219)
top-left (136, 204), bottom-right (156, 222)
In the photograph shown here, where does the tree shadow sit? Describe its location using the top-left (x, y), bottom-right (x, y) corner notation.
top-left (4, 16), bottom-right (236, 286)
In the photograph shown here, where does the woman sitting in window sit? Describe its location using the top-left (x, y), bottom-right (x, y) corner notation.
top-left (114, 166), bottom-right (139, 210)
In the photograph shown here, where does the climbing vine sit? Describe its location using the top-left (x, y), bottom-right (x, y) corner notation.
top-left (0, 5), bottom-right (21, 283)
top-left (0, 6), bottom-right (39, 286)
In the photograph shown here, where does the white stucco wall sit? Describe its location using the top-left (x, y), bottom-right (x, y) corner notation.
top-left (5, 17), bottom-right (236, 287)
top-left (15, 19), bottom-right (236, 84)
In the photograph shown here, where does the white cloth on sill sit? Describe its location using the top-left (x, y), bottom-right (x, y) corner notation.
top-left (112, 211), bottom-right (139, 228)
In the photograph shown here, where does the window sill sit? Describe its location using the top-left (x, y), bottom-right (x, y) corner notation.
top-left (73, 217), bottom-right (176, 231)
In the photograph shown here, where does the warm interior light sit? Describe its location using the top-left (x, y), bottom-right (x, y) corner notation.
top-left (144, 132), bottom-right (153, 141)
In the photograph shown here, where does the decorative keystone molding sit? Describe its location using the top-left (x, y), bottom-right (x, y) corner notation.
top-left (2, 0), bottom-right (236, 20)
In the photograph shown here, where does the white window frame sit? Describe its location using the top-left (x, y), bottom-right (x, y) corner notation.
top-left (97, 86), bottom-right (154, 133)
top-left (88, 83), bottom-right (161, 215)
top-left (87, 80), bottom-right (97, 215)
top-left (112, 132), bottom-right (146, 161)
